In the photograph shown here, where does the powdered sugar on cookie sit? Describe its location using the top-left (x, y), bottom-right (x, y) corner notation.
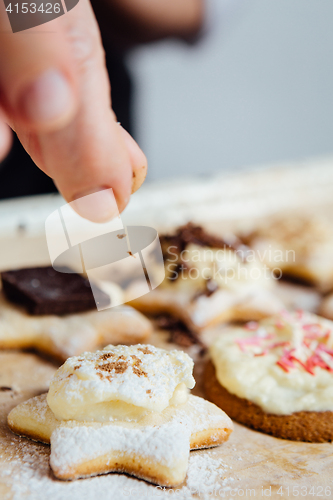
top-left (47, 345), bottom-right (195, 421)
top-left (50, 421), bottom-right (191, 478)
top-left (9, 345), bottom-right (232, 485)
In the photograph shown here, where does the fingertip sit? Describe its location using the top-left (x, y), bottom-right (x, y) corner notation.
top-left (131, 164), bottom-right (147, 194)
top-left (118, 125), bottom-right (148, 193)
top-left (70, 187), bottom-right (120, 223)
top-left (47, 119), bottom-right (134, 223)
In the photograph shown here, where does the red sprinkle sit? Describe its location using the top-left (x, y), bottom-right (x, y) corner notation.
top-left (317, 344), bottom-right (333, 356)
top-left (276, 360), bottom-right (290, 372)
top-left (268, 341), bottom-right (290, 349)
top-left (302, 323), bottom-right (322, 332)
top-left (306, 354), bottom-right (327, 372)
top-left (235, 337), bottom-right (263, 352)
top-left (254, 350), bottom-right (268, 357)
top-left (290, 355), bottom-right (315, 375)
top-left (237, 316), bottom-right (333, 376)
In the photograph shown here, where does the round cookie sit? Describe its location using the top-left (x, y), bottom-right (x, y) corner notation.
top-left (204, 311), bottom-right (333, 442)
top-left (204, 360), bottom-right (333, 443)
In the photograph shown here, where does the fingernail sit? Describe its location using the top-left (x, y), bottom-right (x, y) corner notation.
top-left (20, 69), bottom-right (75, 126)
top-left (70, 188), bottom-right (120, 223)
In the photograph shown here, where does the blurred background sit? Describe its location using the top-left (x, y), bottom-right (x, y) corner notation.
top-left (1, 0), bottom-right (333, 198)
top-left (129, 0), bottom-right (333, 180)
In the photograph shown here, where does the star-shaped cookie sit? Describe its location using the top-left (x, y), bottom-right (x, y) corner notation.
top-left (8, 344), bottom-right (233, 486)
top-left (245, 215), bottom-right (333, 292)
top-left (0, 266), bottom-right (152, 361)
top-left (0, 294), bottom-right (152, 362)
top-left (127, 223), bottom-right (284, 333)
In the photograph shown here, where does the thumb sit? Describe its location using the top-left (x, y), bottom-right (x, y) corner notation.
top-left (0, 3), bottom-right (77, 132)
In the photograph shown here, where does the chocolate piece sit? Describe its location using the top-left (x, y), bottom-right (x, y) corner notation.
top-left (1, 266), bottom-right (110, 316)
top-left (161, 224), bottom-right (249, 287)
top-left (155, 314), bottom-right (206, 351)
top-left (160, 223), bottom-right (249, 263)
top-left (160, 223), bottom-right (242, 254)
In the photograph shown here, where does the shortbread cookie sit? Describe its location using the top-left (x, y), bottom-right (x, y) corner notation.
top-left (245, 215), bottom-right (333, 292)
top-left (8, 344), bottom-right (233, 486)
top-left (204, 311), bottom-right (333, 442)
top-left (0, 267), bottom-right (152, 361)
top-left (127, 224), bottom-right (283, 333)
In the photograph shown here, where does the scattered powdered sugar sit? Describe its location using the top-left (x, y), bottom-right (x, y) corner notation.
top-left (19, 393), bottom-right (52, 423)
top-left (2, 439), bottom-right (233, 500)
top-left (8, 392), bottom-right (233, 489)
top-left (179, 452), bottom-right (234, 499)
top-left (3, 348), bottom-right (233, 497)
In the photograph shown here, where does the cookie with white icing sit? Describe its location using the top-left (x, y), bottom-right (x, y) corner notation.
top-left (204, 311), bottom-right (333, 442)
top-left (0, 267), bottom-right (152, 361)
top-left (127, 224), bottom-right (283, 333)
top-left (8, 344), bottom-right (233, 486)
top-left (245, 215), bottom-right (333, 292)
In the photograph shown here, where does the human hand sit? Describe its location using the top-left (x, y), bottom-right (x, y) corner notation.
top-left (0, 0), bottom-right (147, 222)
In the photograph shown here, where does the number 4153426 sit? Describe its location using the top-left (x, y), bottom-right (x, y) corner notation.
top-left (277, 486), bottom-right (331, 497)
top-left (6, 3), bottom-right (61, 14)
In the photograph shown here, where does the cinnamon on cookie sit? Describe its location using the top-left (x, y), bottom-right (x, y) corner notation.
top-left (8, 344), bottom-right (233, 486)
